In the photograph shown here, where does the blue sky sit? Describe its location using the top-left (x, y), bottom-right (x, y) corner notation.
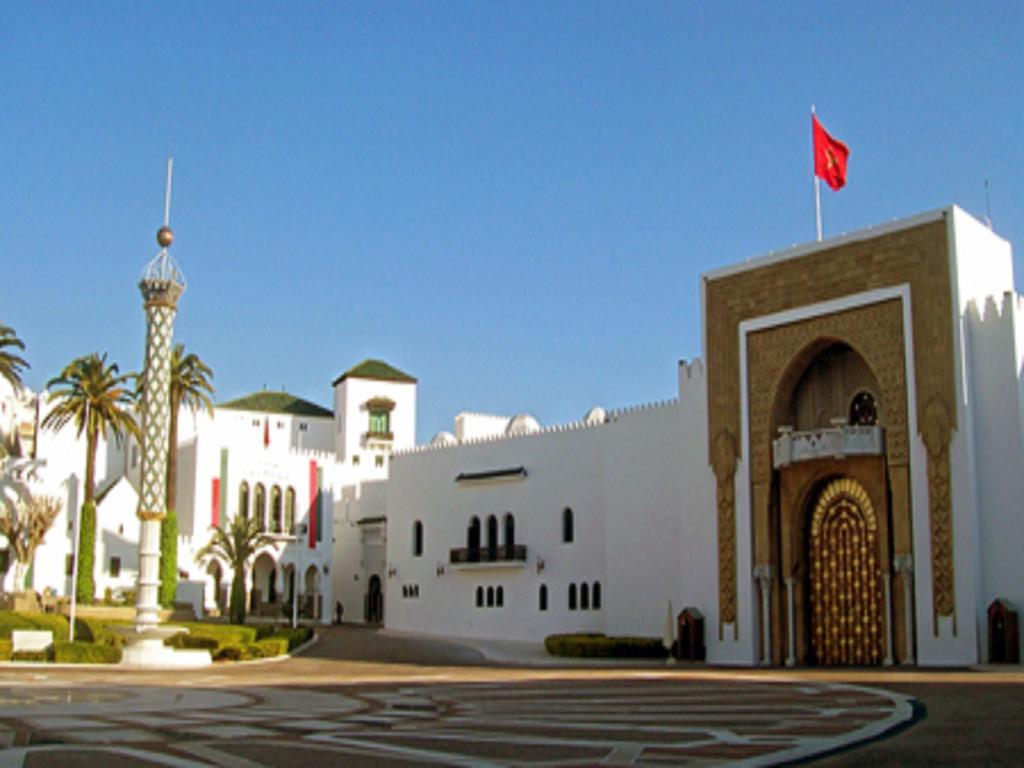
top-left (3, 3), bottom-right (1023, 440)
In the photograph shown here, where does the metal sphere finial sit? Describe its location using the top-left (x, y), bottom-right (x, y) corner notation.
top-left (157, 226), bottom-right (174, 248)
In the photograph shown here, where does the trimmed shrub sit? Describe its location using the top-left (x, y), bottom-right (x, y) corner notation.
top-left (54, 641), bottom-right (121, 664)
top-left (544, 634), bottom-right (668, 659)
top-left (159, 509), bottom-right (179, 608)
top-left (73, 617), bottom-right (130, 647)
top-left (0, 639), bottom-right (11, 660)
top-left (165, 633), bottom-right (219, 651)
top-left (76, 502), bottom-right (96, 604)
top-left (185, 622), bottom-right (257, 645)
top-left (273, 626), bottom-right (313, 651)
top-left (12, 648), bottom-right (53, 662)
top-left (213, 645), bottom-right (244, 662)
top-left (252, 637), bottom-right (289, 657)
top-left (0, 610), bottom-right (38, 638)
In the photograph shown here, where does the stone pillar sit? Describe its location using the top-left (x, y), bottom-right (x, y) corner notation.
top-left (135, 267), bottom-right (183, 630)
top-left (753, 565), bottom-right (774, 666)
top-left (894, 554), bottom-right (915, 665)
top-left (883, 572), bottom-right (894, 666)
top-left (785, 576), bottom-right (796, 667)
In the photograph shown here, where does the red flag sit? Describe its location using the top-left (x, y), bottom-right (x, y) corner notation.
top-left (812, 114), bottom-right (849, 191)
top-left (263, 417), bottom-right (270, 448)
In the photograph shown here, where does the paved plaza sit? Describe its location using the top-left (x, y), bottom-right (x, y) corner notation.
top-left (0, 627), bottom-right (1019, 766)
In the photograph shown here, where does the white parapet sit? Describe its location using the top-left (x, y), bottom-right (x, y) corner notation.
top-left (773, 425), bottom-right (884, 469)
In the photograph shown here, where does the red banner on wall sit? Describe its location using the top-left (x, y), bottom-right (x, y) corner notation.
top-left (308, 460), bottom-right (318, 549)
top-left (211, 477), bottom-right (220, 528)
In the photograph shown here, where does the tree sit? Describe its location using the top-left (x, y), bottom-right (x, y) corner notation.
top-left (0, 492), bottom-right (62, 591)
top-left (0, 324), bottom-right (29, 391)
top-left (194, 515), bottom-right (276, 625)
top-left (156, 344), bottom-right (214, 606)
top-left (43, 353), bottom-right (139, 602)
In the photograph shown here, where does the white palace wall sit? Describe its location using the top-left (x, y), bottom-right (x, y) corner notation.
top-left (966, 291), bottom-right (1024, 662)
top-left (383, 360), bottom-right (718, 647)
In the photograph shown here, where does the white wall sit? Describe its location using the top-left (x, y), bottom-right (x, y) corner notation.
top-left (966, 292), bottom-right (1024, 662)
top-left (384, 365), bottom-right (719, 647)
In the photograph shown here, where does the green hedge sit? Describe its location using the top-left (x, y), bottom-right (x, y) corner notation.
top-left (0, 639), bottom-right (10, 661)
top-left (73, 617), bottom-right (129, 648)
top-left (269, 626), bottom-right (313, 651)
top-left (252, 637), bottom-right (289, 657)
top-left (165, 634), bottom-right (219, 651)
top-left (54, 641), bottom-right (121, 664)
top-left (165, 622), bottom-right (258, 652)
top-left (544, 634), bottom-right (668, 659)
top-left (12, 648), bottom-right (53, 662)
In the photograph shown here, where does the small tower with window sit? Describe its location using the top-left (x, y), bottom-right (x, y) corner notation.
top-left (331, 359), bottom-right (417, 469)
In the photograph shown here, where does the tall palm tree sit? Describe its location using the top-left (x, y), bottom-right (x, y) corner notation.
top-left (194, 515), bottom-right (276, 625)
top-left (0, 324), bottom-right (29, 390)
top-left (150, 343), bottom-right (214, 606)
top-left (43, 353), bottom-right (139, 603)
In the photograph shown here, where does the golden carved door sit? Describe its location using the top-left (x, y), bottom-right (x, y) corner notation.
top-left (809, 478), bottom-right (884, 665)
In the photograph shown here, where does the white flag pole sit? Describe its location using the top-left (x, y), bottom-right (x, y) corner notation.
top-left (812, 105), bottom-right (822, 242)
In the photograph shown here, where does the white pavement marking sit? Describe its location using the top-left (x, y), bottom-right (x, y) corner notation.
top-left (175, 741), bottom-right (265, 767)
top-left (308, 733), bottom-right (506, 767)
top-left (0, 745), bottom-right (204, 768)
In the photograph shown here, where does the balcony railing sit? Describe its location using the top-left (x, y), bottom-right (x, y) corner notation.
top-left (364, 430), bottom-right (394, 442)
top-left (773, 424), bottom-right (884, 469)
top-left (449, 544), bottom-right (528, 566)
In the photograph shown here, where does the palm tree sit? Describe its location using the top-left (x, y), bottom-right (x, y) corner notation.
top-left (0, 324), bottom-right (29, 390)
top-left (195, 515), bottom-right (277, 625)
top-left (43, 353), bottom-right (139, 602)
top-left (154, 343), bottom-right (214, 606)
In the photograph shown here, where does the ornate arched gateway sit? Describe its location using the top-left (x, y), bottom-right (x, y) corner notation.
top-left (807, 477), bottom-right (884, 666)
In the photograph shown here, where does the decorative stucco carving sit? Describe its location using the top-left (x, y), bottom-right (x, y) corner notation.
top-left (712, 429), bottom-right (738, 634)
top-left (921, 397), bottom-right (955, 626)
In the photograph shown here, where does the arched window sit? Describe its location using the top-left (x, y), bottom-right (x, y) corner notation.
top-left (539, 584), bottom-right (548, 611)
top-left (580, 582), bottom-right (590, 610)
top-left (413, 520), bottom-right (424, 557)
top-left (476, 586), bottom-right (484, 607)
top-left (592, 581), bottom-right (601, 610)
top-left (496, 586), bottom-right (504, 607)
top-left (468, 516), bottom-right (481, 552)
top-left (238, 482), bottom-right (250, 521)
top-left (849, 390), bottom-right (879, 426)
top-left (270, 486), bottom-right (282, 533)
top-left (254, 484), bottom-right (267, 531)
top-left (563, 507), bottom-right (574, 543)
top-left (285, 487), bottom-right (296, 534)
top-left (486, 586), bottom-right (495, 607)
top-left (568, 583), bottom-right (577, 611)
top-left (503, 513), bottom-right (515, 553)
top-left (486, 515), bottom-right (498, 558)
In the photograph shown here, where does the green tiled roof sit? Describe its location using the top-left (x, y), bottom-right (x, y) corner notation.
top-left (218, 391), bottom-right (333, 418)
top-left (333, 359), bottom-right (417, 386)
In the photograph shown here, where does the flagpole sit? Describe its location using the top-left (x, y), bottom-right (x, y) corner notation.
top-left (812, 105), bottom-right (822, 241)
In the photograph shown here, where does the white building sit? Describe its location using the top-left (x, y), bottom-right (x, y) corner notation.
top-left (5, 206), bottom-right (1023, 667)
top-left (378, 206), bottom-right (1024, 667)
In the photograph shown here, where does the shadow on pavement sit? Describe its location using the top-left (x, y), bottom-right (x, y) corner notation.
top-left (298, 624), bottom-right (492, 667)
